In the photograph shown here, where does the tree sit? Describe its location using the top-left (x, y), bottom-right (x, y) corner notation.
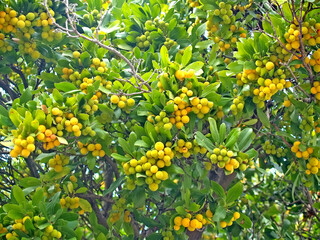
top-left (0, 0), bottom-right (319, 239)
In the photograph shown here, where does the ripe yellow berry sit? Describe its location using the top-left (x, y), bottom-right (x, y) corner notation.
top-left (220, 221), bottom-right (227, 228)
top-left (174, 216), bottom-right (182, 226)
top-left (283, 100), bottom-right (291, 107)
top-left (233, 212), bottom-right (240, 219)
top-left (52, 107), bottom-right (60, 115)
top-left (265, 62), bottom-right (275, 70)
top-left (118, 101), bottom-right (126, 108)
top-left (155, 142), bottom-right (164, 151)
top-left (182, 218), bottom-right (190, 227)
top-left (110, 95), bottom-right (119, 104)
top-left (175, 70), bottom-right (185, 81)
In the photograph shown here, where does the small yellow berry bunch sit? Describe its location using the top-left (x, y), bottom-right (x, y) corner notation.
top-left (78, 142), bottom-right (106, 157)
top-left (123, 142), bottom-right (173, 191)
top-left (220, 212), bottom-right (241, 228)
top-left (10, 136), bottom-right (35, 158)
top-left (48, 155), bottom-right (69, 172)
top-left (110, 95), bottom-right (135, 109)
top-left (173, 213), bottom-right (207, 232)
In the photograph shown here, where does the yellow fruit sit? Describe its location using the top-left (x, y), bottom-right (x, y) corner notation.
top-left (21, 149), bottom-right (30, 158)
top-left (150, 165), bottom-right (158, 173)
top-left (127, 98), bottom-right (135, 107)
top-left (190, 219), bottom-right (199, 228)
top-left (233, 212), bottom-right (240, 219)
top-left (149, 183), bottom-right (158, 191)
top-left (283, 100), bottom-right (291, 107)
top-left (174, 216), bottom-right (182, 226)
top-left (155, 142), bottom-right (164, 151)
top-left (52, 107), bottom-right (60, 115)
top-left (265, 62), bottom-right (274, 70)
top-left (92, 58), bottom-right (100, 66)
top-left (118, 101), bottom-right (126, 108)
top-left (110, 95), bottom-right (119, 104)
top-left (182, 218), bottom-right (190, 227)
top-left (175, 70), bottom-right (185, 81)
top-left (73, 51), bottom-right (80, 58)
top-left (220, 221), bottom-right (227, 228)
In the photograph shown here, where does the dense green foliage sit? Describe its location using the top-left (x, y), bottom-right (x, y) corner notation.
top-left (0, 0), bottom-right (319, 239)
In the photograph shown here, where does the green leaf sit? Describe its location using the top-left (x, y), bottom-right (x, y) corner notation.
top-left (118, 138), bottom-right (133, 155)
top-left (225, 128), bottom-right (240, 148)
top-left (160, 46), bottom-right (170, 67)
top-left (236, 213), bottom-right (252, 228)
top-left (257, 108), bottom-right (270, 128)
top-left (103, 175), bottom-right (125, 195)
top-left (132, 187), bottom-right (145, 208)
top-left (195, 132), bottom-right (214, 152)
top-left (181, 46), bottom-right (192, 67)
top-left (219, 123), bottom-right (226, 144)
top-left (12, 185), bottom-right (26, 204)
top-left (54, 82), bottom-right (77, 92)
top-left (212, 206), bottom-right (226, 221)
top-left (20, 177), bottom-right (41, 188)
top-left (32, 189), bottom-right (44, 206)
top-left (208, 117), bottom-right (219, 143)
top-left (211, 181), bottom-right (226, 199)
top-left (238, 128), bottom-right (254, 152)
top-left (111, 153), bottom-right (131, 162)
top-left (20, 88), bottom-right (32, 104)
top-left (226, 182), bottom-right (243, 205)
top-left (79, 198), bottom-right (92, 212)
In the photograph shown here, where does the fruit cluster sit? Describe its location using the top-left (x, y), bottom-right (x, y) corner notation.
top-left (306, 157), bottom-right (320, 175)
top-left (175, 69), bottom-right (195, 82)
top-left (300, 108), bottom-right (314, 132)
top-left (42, 225), bottom-right (62, 239)
top-left (173, 213), bottom-right (207, 232)
top-left (190, 96), bottom-right (214, 119)
top-left (311, 81), bottom-right (320, 101)
top-left (48, 155), bottom-right (69, 172)
top-left (220, 212), bottom-right (240, 228)
top-left (136, 32), bottom-right (151, 50)
top-left (60, 196), bottom-right (80, 210)
top-left (147, 111), bottom-right (173, 132)
top-left (0, 33), bottom-right (12, 52)
top-left (123, 142), bottom-right (173, 191)
top-left (216, 106), bottom-right (224, 119)
top-left (262, 141), bottom-right (288, 158)
top-left (284, 21), bottom-right (320, 52)
top-left (65, 116), bottom-right (82, 137)
top-left (81, 126), bottom-right (96, 137)
top-left (208, 147), bottom-right (239, 173)
top-left (109, 198), bottom-right (131, 223)
top-left (10, 136), bottom-right (35, 158)
top-left (291, 141), bottom-right (314, 159)
top-left (37, 124), bottom-right (61, 150)
top-left (83, 99), bottom-right (99, 114)
top-left (0, 223), bottom-right (7, 234)
top-left (230, 96), bottom-right (244, 115)
top-left (168, 96), bottom-right (192, 129)
top-left (174, 139), bottom-right (193, 158)
top-left (161, 230), bottom-right (174, 240)
top-left (234, 0), bottom-right (253, 12)
top-left (90, 58), bottom-right (108, 73)
top-left (110, 95), bottom-right (135, 110)
top-left (206, 2), bottom-right (247, 52)
top-left (314, 121), bottom-right (320, 134)
top-left (164, 37), bottom-right (177, 49)
top-left (0, 7), bottom-right (60, 58)
top-left (188, 0), bottom-right (200, 8)
top-left (78, 142), bottom-right (106, 157)
top-left (208, 146), bottom-right (253, 173)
